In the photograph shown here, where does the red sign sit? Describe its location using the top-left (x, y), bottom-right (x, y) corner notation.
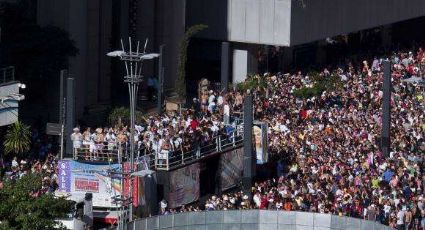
top-left (74, 178), bottom-right (99, 192)
top-left (123, 163), bottom-right (139, 207)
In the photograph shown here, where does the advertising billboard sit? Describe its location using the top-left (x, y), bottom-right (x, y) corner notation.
top-left (220, 148), bottom-right (243, 191)
top-left (168, 163), bottom-right (200, 208)
top-left (57, 160), bottom-right (143, 208)
top-left (253, 122), bottom-right (268, 164)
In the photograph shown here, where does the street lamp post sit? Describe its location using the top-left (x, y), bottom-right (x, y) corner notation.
top-left (107, 37), bottom-right (159, 223)
top-left (110, 169), bottom-right (155, 230)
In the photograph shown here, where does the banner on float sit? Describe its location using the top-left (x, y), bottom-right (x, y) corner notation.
top-left (220, 148), bottom-right (243, 191)
top-left (168, 163), bottom-right (200, 208)
top-left (253, 121), bottom-right (268, 164)
top-left (57, 159), bottom-right (147, 208)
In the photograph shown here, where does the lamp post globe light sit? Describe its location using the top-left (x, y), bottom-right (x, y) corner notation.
top-left (107, 37), bottom-right (159, 223)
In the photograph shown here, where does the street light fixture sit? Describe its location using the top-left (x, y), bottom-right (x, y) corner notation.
top-left (107, 37), bottom-right (159, 223)
top-left (130, 169), bottom-right (155, 177)
top-left (18, 83), bottom-right (26, 89)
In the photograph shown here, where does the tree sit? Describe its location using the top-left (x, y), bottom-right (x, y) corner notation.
top-left (108, 107), bottom-right (144, 127)
top-left (0, 173), bottom-right (73, 230)
top-left (293, 71), bottom-right (343, 99)
top-left (3, 121), bottom-right (31, 156)
top-left (175, 24), bottom-right (208, 100)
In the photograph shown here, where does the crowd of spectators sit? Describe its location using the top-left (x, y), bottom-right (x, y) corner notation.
top-left (160, 48), bottom-right (425, 230)
top-left (0, 130), bottom-right (59, 196)
top-left (70, 90), bottom-right (244, 162)
top-left (1, 41), bottom-right (423, 229)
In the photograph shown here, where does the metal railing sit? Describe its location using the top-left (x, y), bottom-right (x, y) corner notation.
top-left (73, 142), bottom-right (128, 163)
top-left (72, 125), bottom-right (244, 170)
top-left (152, 125), bottom-right (244, 171)
top-left (128, 210), bottom-right (393, 230)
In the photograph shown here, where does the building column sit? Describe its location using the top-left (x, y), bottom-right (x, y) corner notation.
top-left (220, 42), bottom-right (230, 92)
top-left (232, 49), bottom-right (248, 83)
top-left (381, 61), bottom-right (391, 157)
top-left (242, 94), bottom-right (254, 196)
top-left (65, 78), bottom-right (75, 157)
top-left (381, 25), bottom-right (392, 49)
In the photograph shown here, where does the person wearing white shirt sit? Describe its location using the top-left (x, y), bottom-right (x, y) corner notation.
top-left (208, 91), bottom-right (215, 104)
top-left (397, 208), bottom-right (405, 229)
top-left (217, 94), bottom-right (224, 106)
top-left (279, 123), bottom-right (290, 134)
top-left (185, 117), bottom-right (192, 128)
top-left (11, 157), bottom-right (18, 168)
top-left (105, 131), bottom-right (116, 151)
top-left (223, 103), bottom-right (230, 125)
top-left (173, 136), bottom-right (182, 149)
top-left (208, 101), bottom-right (216, 113)
top-left (151, 138), bottom-right (160, 154)
top-left (210, 124), bottom-right (219, 133)
top-left (70, 128), bottom-right (83, 154)
top-left (253, 193), bottom-right (261, 208)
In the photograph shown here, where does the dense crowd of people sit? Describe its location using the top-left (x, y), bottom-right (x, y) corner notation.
top-left (160, 48), bottom-right (425, 230)
top-left (70, 90), bottom-right (243, 162)
top-left (0, 131), bottom-right (59, 196)
top-left (16, 43), bottom-right (421, 230)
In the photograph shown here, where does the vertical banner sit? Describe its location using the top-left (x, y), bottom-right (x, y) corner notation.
top-left (122, 162), bottom-right (139, 207)
top-left (220, 148), bottom-right (244, 191)
top-left (253, 122), bottom-right (268, 164)
top-left (58, 160), bottom-right (71, 192)
top-left (135, 155), bottom-right (150, 206)
top-left (168, 163), bottom-right (200, 208)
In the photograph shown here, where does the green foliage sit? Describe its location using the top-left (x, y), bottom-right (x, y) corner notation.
top-left (108, 107), bottom-right (143, 127)
top-left (0, 174), bottom-right (73, 230)
top-left (3, 121), bottom-right (31, 156)
top-left (236, 75), bottom-right (268, 92)
top-left (176, 24), bottom-right (208, 99)
top-left (293, 72), bottom-right (342, 99)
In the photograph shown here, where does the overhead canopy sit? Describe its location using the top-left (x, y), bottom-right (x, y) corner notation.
top-left (187, 0), bottom-right (425, 46)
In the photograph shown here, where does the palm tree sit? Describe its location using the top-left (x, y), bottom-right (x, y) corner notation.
top-left (3, 121), bottom-right (31, 156)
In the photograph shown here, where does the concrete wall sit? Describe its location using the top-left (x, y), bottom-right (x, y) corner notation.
top-left (187, 0), bottom-right (425, 47)
top-left (186, 0), bottom-right (291, 46)
top-left (128, 210), bottom-right (393, 230)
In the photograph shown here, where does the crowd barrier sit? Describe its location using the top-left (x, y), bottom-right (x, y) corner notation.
top-left (72, 125), bottom-right (244, 171)
top-left (73, 142), bottom-right (127, 163)
top-left (153, 125), bottom-right (244, 171)
top-left (127, 210), bottom-right (393, 230)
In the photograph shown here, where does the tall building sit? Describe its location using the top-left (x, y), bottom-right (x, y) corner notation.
top-left (37, 0), bottom-right (113, 117)
top-left (36, 0), bottom-right (186, 118)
